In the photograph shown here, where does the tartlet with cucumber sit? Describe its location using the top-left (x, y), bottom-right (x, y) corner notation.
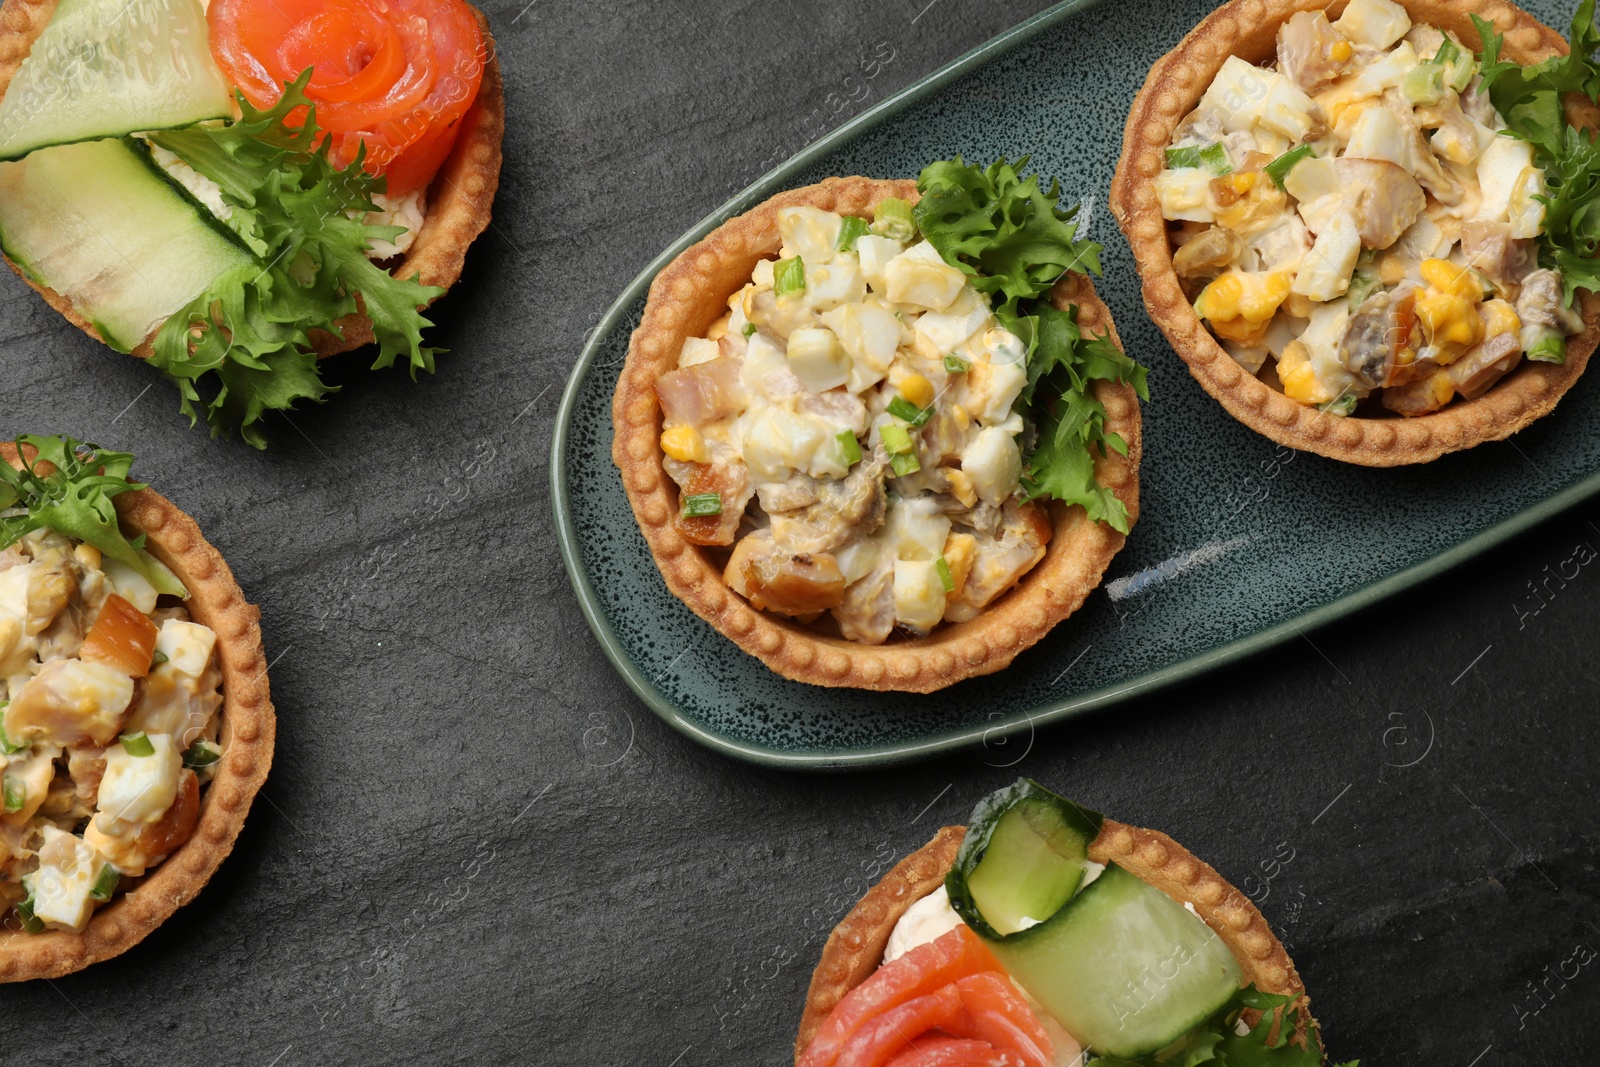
top-left (0, 435), bottom-right (273, 981)
top-left (795, 780), bottom-right (1354, 1067)
top-left (0, 0), bottom-right (504, 447)
top-left (1112, 0), bottom-right (1600, 465)
top-left (613, 160), bottom-right (1147, 692)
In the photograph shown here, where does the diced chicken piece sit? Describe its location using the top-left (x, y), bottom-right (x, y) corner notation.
top-left (943, 501), bottom-right (1051, 623)
top-left (1277, 10), bottom-right (1353, 92)
top-left (738, 548), bottom-right (846, 617)
top-left (1173, 226), bottom-right (1245, 281)
top-left (1417, 94), bottom-right (1488, 166)
top-left (1382, 370), bottom-right (1455, 415)
top-left (67, 745), bottom-right (108, 813)
top-left (1170, 106), bottom-right (1225, 150)
top-left (1448, 332), bottom-right (1523, 399)
top-left (1383, 90), bottom-right (1460, 203)
top-left (769, 454), bottom-right (888, 555)
top-left (1250, 217), bottom-right (1311, 274)
top-left (5, 659), bottom-right (133, 746)
top-left (757, 475), bottom-right (820, 513)
top-left (664, 447), bottom-right (754, 548)
top-left (656, 355), bottom-right (748, 427)
top-left (1460, 220), bottom-right (1537, 288)
top-left (746, 286), bottom-right (821, 339)
top-left (1516, 269), bottom-right (1585, 335)
top-left (832, 558), bottom-right (895, 644)
top-left (1335, 158), bottom-right (1425, 249)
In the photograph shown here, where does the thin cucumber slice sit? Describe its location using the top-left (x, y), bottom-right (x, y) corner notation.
top-left (0, 138), bottom-right (252, 352)
top-left (0, 0), bottom-right (231, 162)
top-left (984, 864), bottom-right (1241, 1058)
top-left (947, 778), bottom-right (1101, 938)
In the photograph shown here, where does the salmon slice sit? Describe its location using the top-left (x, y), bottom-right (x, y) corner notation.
top-left (955, 973), bottom-right (1054, 1067)
top-left (800, 926), bottom-right (1003, 1067)
top-left (834, 985), bottom-right (967, 1067)
top-left (884, 1038), bottom-right (1027, 1067)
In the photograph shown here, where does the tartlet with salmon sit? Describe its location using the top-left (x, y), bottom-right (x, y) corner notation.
top-left (0, 0), bottom-right (504, 446)
top-left (0, 436), bottom-right (273, 980)
top-left (796, 780), bottom-right (1351, 1066)
top-left (613, 159), bottom-right (1146, 692)
top-left (1112, 0), bottom-right (1600, 465)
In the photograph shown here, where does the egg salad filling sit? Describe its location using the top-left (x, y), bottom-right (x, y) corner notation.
top-left (657, 200), bottom-right (1057, 642)
top-left (0, 436), bottom-right (222, 935)
top-left (1157, 0), bottom-right (1589, 417)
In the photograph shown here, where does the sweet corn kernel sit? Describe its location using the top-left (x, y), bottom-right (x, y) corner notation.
top-left (1420, 371), bottom-right (1455, 411)
top-left (1281, 361), bottom-right (1333, 405)
top-left (706, 314), bottom-right (731, 341)
top-left (942, 533), bottom-right (978, 599)
top-left (1420, 258), bottom-right (1484, 303)
top-left (1227, 173), bottom-right (1258, 195)
top-left (1378, 252), bottom-right (1406, 286)
top-left (1198, 271), bottom-right (1290, 327)
top-left (1211, 314), bottom-right (1273, 345)
top-left (899, 373), bottom-right (936, 409)
top-left (660, 424), bottom-right (710, 464)
top-left (949, 404), bottom-right (972, 433)
top-left (1479, 299), bottom-right (1521, 339)
top-left (1198, 274), bottom-right (1245, 320)
top-left (945, 469), bottom-right (978, 509)
top-left (1330, 38), bottom-right (1354, 62)
top-left (1415, 292), bottom-right (1484, 350)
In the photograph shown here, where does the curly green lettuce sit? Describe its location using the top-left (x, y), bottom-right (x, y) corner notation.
top-left (0, 434), bottom-right (185, 597)
top-left (1088, 985), bottom-right (1358, 1067)
top-left (145, 71), bottom-right (445, 449)
top-left (914, 157), bottom-right (1147, 533)
top-left (1474, 0), bottom-right (1600, 304)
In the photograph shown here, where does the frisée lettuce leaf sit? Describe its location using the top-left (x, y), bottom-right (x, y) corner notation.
top-left (914, 157), bottom-right (1147, 534)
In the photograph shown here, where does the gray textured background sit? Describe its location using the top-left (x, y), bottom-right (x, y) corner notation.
top-left (1, 0), bottom-right (1598, 1063)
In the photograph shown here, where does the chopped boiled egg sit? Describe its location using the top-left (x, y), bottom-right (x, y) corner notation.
top-left (24, 826), bottom-right (100, 931)
top-left (1291, 213), bottom-right (1362, 301)
top-left (821, 301), bottom-right (900, 392)
top-left (97, 733), bottom-right (182, 826)
top-left (885, 242), bottom-right (967, 311)
top-left (1344, 106), bottom-right (1409, 168)
top-left (1334, 0), bottom-right (1411, 49)
top-left (101, 557), bottom-right (159, 615)
top-left (961, 427), bottom-right (1023, 507)
top-left (1507, 165), bottom-right (1547, 240)
top-left (803, 259), bottom-right (867, 311)
top-left (879, 497), bottom-right (952, 562)
top-left (679, 337), bottom-right (721, 367)
top-left (1257, 77), bottom-right (1320, 142)
top-left (856, 234), bottom-right (904, 292)
top-left (1349, 41), bottom-right (1419, 98)
top-left (962, 355), bottom-right (1027, 426)
top-left (834, 539), bottom-right (882, 585)
top-left (1475, 136), bottom-right (1537, 226)
top-left (914, 288), bottom-right (991, 352)
top-left (777, 206), bottom-right (842, 264)
top-left (1201, 56), bottom-right (1279, 131)
top-left (1155, 168), bottom-right (1215, 223)
top-left (785, 326), bottom-right (852, 392)
top-left (1282, 154), bottom-right (1341, 205)
top-left (893, 560), bottom-right (947, 633)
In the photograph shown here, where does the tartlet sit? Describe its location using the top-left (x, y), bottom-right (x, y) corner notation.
top-left (0, 441), bottom-right (274, 981)
top-left (796, 819), bottom-right (1310, 1062)
top-left (612, 177), bottom-right (1141, 693)
top-left (0, 0), bottom-right (505, 362)
top-left (1112, 0), bottom-right (1600, 465)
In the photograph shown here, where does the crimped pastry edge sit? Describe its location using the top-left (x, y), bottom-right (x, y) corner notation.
top-left (611, 176), bottom-right (1141, 692)
top-left (1109, 0), bottom-right (1600, 466)
top-left (0, 0), bottom-right (505, 363)
top-left (794, 821), bottom-right (1311, 1061)
top-left (0, 442), bottom-right (275, 982)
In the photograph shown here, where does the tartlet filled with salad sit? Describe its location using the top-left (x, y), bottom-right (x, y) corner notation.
top-left (612, 161), bottom-right (1146, 692)
top-left (1112, 0), bottom-right (1600, 465)
top-left (0, 0), bottom-right (504, 447)
top-left (0, 436), bottom-right (273, 980)
top-left (795, 780), bottom-right (1351, 1067)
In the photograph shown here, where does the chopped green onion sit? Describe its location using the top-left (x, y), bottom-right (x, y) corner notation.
top-left (119, 732), bottom-right (155, 757)
top-left (943, 353), bottom-right (972, 373)
top-left (1319, 394), bottom-right (1359, 417)
top-left (14, 895), bottom-right (43, 934)
top-left (89, 864), bottom-right (120, 903)
top-left (872, 197), bottom-right (916, 242)
top-left (1527, 332), bottom-right (1567, 364)
top-left (1263, 144), bottom-right (1315, 188)
top-left (0, 716), bottom-right (26, 756)
top-left (681, 493), bottom-right (723, 518)
top-left (880, 423), bottom-right (914, 455)
top-left (1198, 142), bottom-right (1233, 174)
top-left (1433, 38), bottom-right (1475, 91)
top-left (1347, 269), bottom-right (1382, 311)
top-left (935, 557), bottom-right (955, 593)
top-left (150, 650), bottom-right (169, 666)
top-left (1434, 38), bottom-right (1462, 65)
top-left (1164, 143), bottom-right (1231, 175)
top-left (1402, 63), bottom-right (1445, 105)
top-left (890, 451), bottom-right (922, 477)
top-left (886, 396), bottom-right (933, 427)
top-left (183, 740), bottom-right (222, 770)
top-left (742, 322), bottom-right (757, 338)
top-left (835, 430), bottom-right (862, 466)
top-left (2, 777), bottom-right (22, 813)
top-left (836, 215), bottom-right (872, 251)
top-left (774, 256), bottom-right (806, 297)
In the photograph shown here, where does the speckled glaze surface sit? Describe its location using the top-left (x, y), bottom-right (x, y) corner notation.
top-left (553, 0), bottom-right (1600, 768)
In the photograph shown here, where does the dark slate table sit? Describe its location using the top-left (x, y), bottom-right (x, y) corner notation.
top-left (2, 1), bottom-right (1597, 1063)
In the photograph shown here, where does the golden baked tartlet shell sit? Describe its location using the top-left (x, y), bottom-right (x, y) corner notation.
top-left (0, 443), bottom-right (275, 982)
top-left (1110, 0), bottom-right (1600, 465)
top-left (794, 821), bottom-right (1310, 1060)
top-left (0, 0), bottom-right (505, 361)
top-left (613, 177), bottom-right (1141, 692)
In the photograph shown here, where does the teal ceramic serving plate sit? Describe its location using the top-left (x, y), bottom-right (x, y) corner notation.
top-left (552, 0), bottom-right (1599, 769)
